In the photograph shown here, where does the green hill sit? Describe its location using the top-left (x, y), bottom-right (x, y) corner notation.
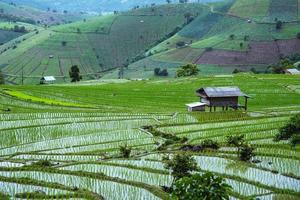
top-left (0, 1), bottom-right (86, 25)
top-left (120, 0), bottom-right (300, 78)
top-left (1, 0), bottom-right (300, 83)
top-left (0, 3), bottom-right (208, 84)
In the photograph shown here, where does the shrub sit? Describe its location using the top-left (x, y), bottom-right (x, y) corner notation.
top-left (172, 173), bottom-right (232, 200)
top-left (297, 33), bottom-right (300, 39)
top-left (227, 135), bottom-right (245, 147)
top-left (61, 41), bottom-right (67, 46)
top-left (154, 68), bottom-right (168, 76)
top-left (274, 114), bottom-right (300, 141)
top-left (176, 41), bottom-right (186, 48)
top-left (276, 20), bottom-right (283, 30)
top-left (205, 47), bottom-right (213, 51)
top-left (201, 139), bottom-right (220, 149)
top-left (239, 144), bottom-right (255, 161)
top-left (32, 160), bottom-right (53, 167)
top-left (69, 65), bottom-right (82, 82)
top-left (119, 144), bottom-right (132, 158)
top-left (232, 69), bottom-right (242, 74)
top-left (176, 63), bottom-right (199, 77)
top-left (163, 153), bottom-right (197, 180)
top-left (0, 70), bottom-right (4, 85)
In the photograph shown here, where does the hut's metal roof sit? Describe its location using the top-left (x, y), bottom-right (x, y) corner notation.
top-left (42, 76), bottom-right (56, 81)
top-left (286, 68), bottom-right (300, 74)
top-left (198, 87), bottom-right (249, 98)
top-left (186, 102), bottom-right (207, 108)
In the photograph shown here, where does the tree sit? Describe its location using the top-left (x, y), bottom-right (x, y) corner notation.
top-left (201, 139), bottom-right (220, 149)
top-left (244, 35), bottom-right (250, 41)
top-left (232, 69), bottom-right (241, 74)
top-left (61, 41), bottom-right (67, 46)
top-left (176, 64), bottom-right (199, 77)
top-left (239, 42), bottom-right (244, 49)
top-left (229, 34), bottom-right (235, 40)
top-left (69, 65), bottom-right (82, 82)
top-left (154, 68), bottom-right (168, 76)
top-left (0, 70), bottom-right (4, 85)
top-left (290, 135), bottom-right (300, 148)
top-left (239, 144), bottom-right (255, 161)
top-left (184, 12), bottom-right (194, 24)
top-left (119, 144), bottom-right (132, 158)
top-left (176, 41), bottom-right (185, 48)
top-left (166, 0), bottom-right (172, 3)
top-left (163, 153), bottom-right (197, 181)
top-left (227, 135), bottom-right (245, 147)
top-left (276, 20), bottom-right (283, 30)
top-left (172, 173), bottom-right (232, 200)
top-left (274, 114), bottom-right (300, 141)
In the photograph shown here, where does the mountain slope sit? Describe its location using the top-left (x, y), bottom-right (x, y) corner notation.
top-left (0, 1), bottom-right (87, 25)
top-left (2, 0), bottom-right (223, 13)
top-left (0, 3), bottom-right (208, 84)
top-left (122, 0), bottom-right (300, 78)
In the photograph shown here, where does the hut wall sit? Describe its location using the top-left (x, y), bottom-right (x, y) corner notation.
top-left (209, 97), bottom-right (238, 107)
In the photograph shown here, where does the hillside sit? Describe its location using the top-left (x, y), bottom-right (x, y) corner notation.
top-left (1, 0), bottom-right (300, 83)
top-left (0, 3), bottom-right (208, 84)
top-left (0, 1), bottom-right (88, 25)
top-left (3, 0), bottom-right (222, 13)
top-left (0, 74), bottom-right (300, 200)
top-left (120, 0), bottom-right (300, 78)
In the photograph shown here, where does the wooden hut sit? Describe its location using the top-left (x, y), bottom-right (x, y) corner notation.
top-left (194, 86), bottom-right (250, 112)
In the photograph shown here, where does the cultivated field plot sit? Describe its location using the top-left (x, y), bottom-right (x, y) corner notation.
top-left (0, 75), bottom-right (300, 199)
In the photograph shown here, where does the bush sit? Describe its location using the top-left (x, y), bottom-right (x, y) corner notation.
top-left (297, 33), bottom-right (300, 39)
top-left (172, 173), bottom-right (232, 200)
top-left (176, 63), bottom-right (199, 77)
top-left (119, 144), bottom-right (132, 158)
top-left (227, 135), bottom-right (245, 147)
top-left (154, 68), bottom-right (168, 76)
top-left (69, 65), bottom-right (82, 82)
top-left (239, 144), bottom-right (255, 161)
top-left (176, 41), bottom-right (186, 48)
top-left (232, 69), bottom-right (242, 74)
top-left (290, 135), bottom-right (300, 148)
top-left (274, 114), bottom-right (300, 141)
top-left (0, 70), bottom-right (4, 85)
top-left (163, 153), bottom-right (197, 180)
top-left (205, 47), bottom-right (213, 51)
top-left (61, 41), bottom-right (67, 46)
top-left (276, 20), bottom-right (283, 30)
top-left (201, 139), bottom-right (220, 149)
top-left (32, 160), bottom-right (53, 167)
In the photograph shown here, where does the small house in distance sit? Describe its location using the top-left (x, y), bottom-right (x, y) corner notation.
top-left (187, 87), bottom-right (250, 112)
top-left (40, 76), bottom-right (56, 84)
top-left (285, 68), bottom-right (300, 75)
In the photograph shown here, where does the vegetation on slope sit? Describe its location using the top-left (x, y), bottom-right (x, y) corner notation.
top-left (0, 3), bottom-right (208, 85)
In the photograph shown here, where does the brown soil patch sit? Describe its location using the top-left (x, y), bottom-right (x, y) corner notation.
top-left (196, 39), bottom-right (300, 65)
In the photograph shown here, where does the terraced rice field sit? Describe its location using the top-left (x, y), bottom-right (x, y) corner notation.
top-left (0, 75), bottom-right (300, 199)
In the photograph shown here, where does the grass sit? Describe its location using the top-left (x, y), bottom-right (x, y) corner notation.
top-left (0, 74), bottom-right (300, 199)
top-left (53, 15), bottom-right (117, 34)
top-left (228, 0), bottom-right (270, 21)
top-left (2, 89), bottom-right (94, 108)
